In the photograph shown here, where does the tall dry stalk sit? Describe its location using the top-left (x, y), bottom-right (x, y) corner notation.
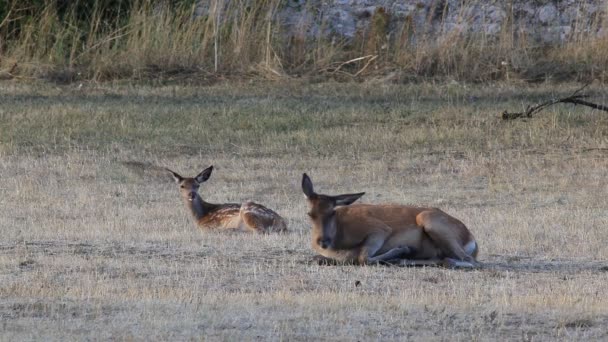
top-left (1, 0), bottom-right (608, 82)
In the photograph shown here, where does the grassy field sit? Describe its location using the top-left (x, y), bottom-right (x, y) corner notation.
top-left (1, 80), bottom-right (608, 340)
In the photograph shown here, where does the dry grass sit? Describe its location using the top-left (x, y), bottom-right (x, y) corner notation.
top-left (2, 1), bottom-right (608, 82)
top-left (1, 81), bottom-right (608, 340)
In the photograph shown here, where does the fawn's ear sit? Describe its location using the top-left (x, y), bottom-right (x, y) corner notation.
top-left (195, 165), bottom-right (213, 184)
top-left (302, 173), bottom-right (317, 200)
top-left (166, 168), bottom-right (183, 183)
top-left (331, 192), bottom-right (365, 206)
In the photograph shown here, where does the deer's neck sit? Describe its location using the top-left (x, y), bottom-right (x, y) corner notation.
top-left (185, 194), bottom-right (218, 221)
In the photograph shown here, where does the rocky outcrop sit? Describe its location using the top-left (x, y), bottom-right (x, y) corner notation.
top-left (266, 0), bottom-right (607, 45)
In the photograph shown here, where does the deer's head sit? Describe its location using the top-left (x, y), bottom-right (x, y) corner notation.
top-left (167, 166), bottom-right (213, 202)
top-left (301, 173), bottom-right (365, 249)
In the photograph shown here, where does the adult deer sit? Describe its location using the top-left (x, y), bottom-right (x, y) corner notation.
top-left (167, 166), bottom-right (287, 233)
top-left (301, 173), bottom-right (479, 268)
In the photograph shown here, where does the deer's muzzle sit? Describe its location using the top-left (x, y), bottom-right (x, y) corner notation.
top-left (318, 237), bottom-right (332, 249)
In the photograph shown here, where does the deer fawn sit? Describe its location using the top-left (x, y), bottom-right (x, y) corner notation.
top-left (302, 173), bottom-right (479, 268)
top-left (167, 166), bottom-right (287, 233)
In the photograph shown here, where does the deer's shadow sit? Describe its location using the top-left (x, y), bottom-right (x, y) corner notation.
top-left (306, 254), bottom-right (608, 274)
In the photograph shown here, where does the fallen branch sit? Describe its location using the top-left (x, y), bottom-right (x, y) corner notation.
top-left (501, 83), bottom-right (608, 120)
top-left (319, 55), bottom-right (378, 78)
top-left (561, 97), bottom-right (608, 112)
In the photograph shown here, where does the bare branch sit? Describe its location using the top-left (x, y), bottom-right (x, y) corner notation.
top-left (501, 83), bottom-right (607, 120)
top-left (562, 97), bottom-right (608, 112)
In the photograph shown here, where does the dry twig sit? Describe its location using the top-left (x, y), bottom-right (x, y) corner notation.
top-left (501, 83), bottom-right (608, 120)
top-left (320, 55), bottom-right (378, 78)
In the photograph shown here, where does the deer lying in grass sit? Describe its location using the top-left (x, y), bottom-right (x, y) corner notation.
top-left (167, 166), bottom-right (287, 233)
top-left (302, 173), bottom-right (479, 268)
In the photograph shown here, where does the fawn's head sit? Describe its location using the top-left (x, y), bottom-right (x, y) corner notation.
top-left (301, 173), bottom-right (365, 249)
top-left (167, 166), bottom-right (213, 202)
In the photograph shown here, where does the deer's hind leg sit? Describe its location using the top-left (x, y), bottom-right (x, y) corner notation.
top-left (273, 217), bottom-right (288, 233)
top-left (367, 245), bottom-right (415, 263)
top-left (240, 210), bottom-right (267, 233)
top-left (416, 210), bottom-right (478, 267)
top-left (240, 202), bottom-right (284, 233)
top-left (358, 218), bottom-right (416, 265)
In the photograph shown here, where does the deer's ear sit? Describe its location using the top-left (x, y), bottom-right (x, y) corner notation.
top-left (331, 192), bottom-right (365, 206)
top-left (166, 168), bottom-right (183, 183)
top-left (302, 173), bottom-right (317, 199)
top-left (195, 165), bottom-right (213, 184)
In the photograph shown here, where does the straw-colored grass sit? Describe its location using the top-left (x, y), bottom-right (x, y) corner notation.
top-left (1, 81), bottom-right (608, 340)
top-left (1, 1), bottom-right (608, 82)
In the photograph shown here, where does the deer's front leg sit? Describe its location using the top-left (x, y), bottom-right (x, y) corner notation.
top-left (368, 246), bottom-right (414, 263)
top-left (358, 232), bottom-right (397, 265)
top-left (312, 242), bottom-right (360, 264)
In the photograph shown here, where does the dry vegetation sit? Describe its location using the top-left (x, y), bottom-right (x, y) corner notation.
top-left (1, 0), bottom-right (608, 83)
top-left (1, 81), bottom-right (608, 340)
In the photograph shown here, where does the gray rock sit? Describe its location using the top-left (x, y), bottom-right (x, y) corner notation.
top-left (538, 4), bottom-right (559, 24)
top-left (487, 6), bottom-right (506, 23)
top-left (485, 23), bottom-right (502, 36)
top-left (196, 0), bottom-right (607, 45)
top-left (326, 8), bottom-right (356, 39)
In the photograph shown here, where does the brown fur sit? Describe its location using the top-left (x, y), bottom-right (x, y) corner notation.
top-left (168, 166), bottom-right (287, 233)
top-left (302, 174), bottom-right (478, 267)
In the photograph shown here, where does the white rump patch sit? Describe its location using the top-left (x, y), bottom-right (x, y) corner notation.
top-left (464, 240), bottom-right (477, 256)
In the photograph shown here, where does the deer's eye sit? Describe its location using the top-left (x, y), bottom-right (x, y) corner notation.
top-left (307, 212), bottom-right (316, 219)
top-left (180, 185), bottom-right (185, 189)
